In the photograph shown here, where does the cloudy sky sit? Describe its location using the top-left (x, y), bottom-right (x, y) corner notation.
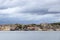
top-left (0, 0), bottom-right (60, 24)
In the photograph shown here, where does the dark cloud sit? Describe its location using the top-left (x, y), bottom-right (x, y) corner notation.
top-left (20, 8), bottom-right (60, 14)
top-left (0, 0), bottom-right (60, 24)
top-left (0, 7), bottom-right (8, 10)
top-left (21, 9), bottom-right (48, 13)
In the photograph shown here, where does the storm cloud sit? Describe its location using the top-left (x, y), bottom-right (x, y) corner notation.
top-left (0, 0), bottom-right (60, 24)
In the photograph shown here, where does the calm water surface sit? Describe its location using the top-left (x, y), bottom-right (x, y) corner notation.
top-left (0, 31), bottom-right (60, 40)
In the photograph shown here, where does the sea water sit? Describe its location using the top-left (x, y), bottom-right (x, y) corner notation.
top-left (0, 31), bottom-right (60, 40)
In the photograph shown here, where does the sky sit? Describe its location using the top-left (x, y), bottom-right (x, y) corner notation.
top-left (0, 0), bottom-right (60, 24)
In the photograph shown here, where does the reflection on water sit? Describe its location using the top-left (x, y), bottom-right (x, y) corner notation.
top-left (0, 31), bottom-right (60, 40)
